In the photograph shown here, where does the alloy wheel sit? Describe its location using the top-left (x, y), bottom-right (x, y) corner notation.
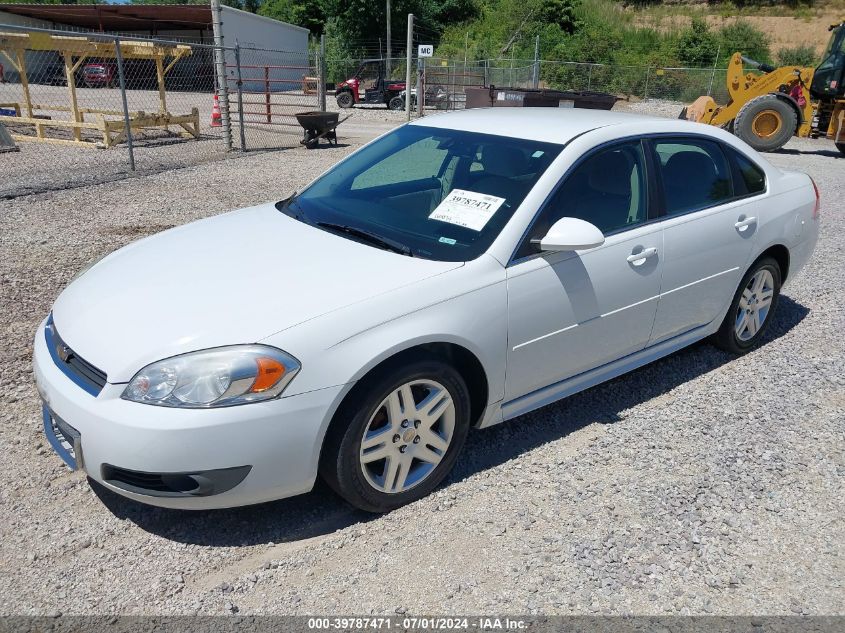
top-left (359, 379), bottom-right (455, 494)
top-left (735, 268), bottom-right (775, 341)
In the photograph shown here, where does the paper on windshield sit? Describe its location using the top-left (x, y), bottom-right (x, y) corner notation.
top-left (429, 189), bottom-right (506, 232)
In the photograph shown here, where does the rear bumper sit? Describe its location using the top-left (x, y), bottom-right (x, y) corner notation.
top-left (783, 219), bottom-right (819, 288)
top-left (33, 318), bottom-right (344, 509)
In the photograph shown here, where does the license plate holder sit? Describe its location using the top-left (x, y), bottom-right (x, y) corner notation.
top-left (42, 404), bottom-right (83, 471)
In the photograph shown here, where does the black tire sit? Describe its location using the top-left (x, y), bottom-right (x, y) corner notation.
top-left (388, 95), bottom-right (405, 111)
top-left (711, 257), bottom-right (782, 354)
top-left (678, 107), bottom-right (688, 120)
top-left (319, 358), bottom-right (471, 513)
top-left (836, 142), bottom-right (845, 157)
top-left (336, 91), bottom-right (354, 109)
top-left (733, 95), bottom-right (797, 153)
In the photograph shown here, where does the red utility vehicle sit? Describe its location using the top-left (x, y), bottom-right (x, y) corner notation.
top-left (335, 59), bottom-right (407, 110)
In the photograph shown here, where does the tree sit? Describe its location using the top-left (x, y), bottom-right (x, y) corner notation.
top-left (676, 19), bottom-right (719, 67)
top-left (259, 0), bottom-right (327, 33)
top-left (539, 0), bottom-right (580, 35)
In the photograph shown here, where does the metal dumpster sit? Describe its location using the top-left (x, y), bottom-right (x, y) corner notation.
top-left (464, 86), bottom-right (618, 110)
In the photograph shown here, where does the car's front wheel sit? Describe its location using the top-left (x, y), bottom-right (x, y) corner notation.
top-left (712, 257), bottom-right (781, 354)
top-left (336, 91), bottom-right (354, 109)
top-left (320, 358), bottom-right (471, 513)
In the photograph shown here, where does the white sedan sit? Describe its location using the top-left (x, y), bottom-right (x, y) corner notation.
top-left (33, 109), bottom-right (819, 512)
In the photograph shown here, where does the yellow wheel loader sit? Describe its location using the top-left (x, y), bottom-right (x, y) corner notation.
top-left (682, 18), bottom-right (845, 155)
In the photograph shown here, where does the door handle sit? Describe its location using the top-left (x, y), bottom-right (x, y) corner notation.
top-left (734, 216), bottom-right (757, 231)
top-left (627, 247), bottom-right (658, 265)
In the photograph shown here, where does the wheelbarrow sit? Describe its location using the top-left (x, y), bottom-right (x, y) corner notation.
top-left (295, 111), bottom-right (350, 149)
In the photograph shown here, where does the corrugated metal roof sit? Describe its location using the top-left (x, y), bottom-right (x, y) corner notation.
top-left (0, 4), bottom-right (214, 32)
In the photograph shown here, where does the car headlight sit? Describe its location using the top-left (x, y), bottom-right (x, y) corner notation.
top-left (121, 345), bottom-right (300, 408)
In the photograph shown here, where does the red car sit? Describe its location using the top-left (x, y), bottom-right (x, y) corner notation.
top-left (82, 63), bottom-right (118, 88)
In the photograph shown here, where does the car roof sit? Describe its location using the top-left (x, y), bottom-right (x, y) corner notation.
top-left (409, 107), bottom-right (672, 145)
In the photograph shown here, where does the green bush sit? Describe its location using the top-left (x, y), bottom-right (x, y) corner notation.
top-left (676, 19), bottom-right (719, 67)
top-left (776, 44), bottom-right (818, 67)
top-left (718, 20), bottom-right (771, 65)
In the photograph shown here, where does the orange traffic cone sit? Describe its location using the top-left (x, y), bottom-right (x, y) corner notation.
top-left (210, 93), bottom-right (222, 128)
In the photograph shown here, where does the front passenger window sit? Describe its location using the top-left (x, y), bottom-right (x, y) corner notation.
top-left (538, 141), bottom-right (649, 236)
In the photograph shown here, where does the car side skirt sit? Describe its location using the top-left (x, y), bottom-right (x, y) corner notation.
top-left (494, 322), bottom-right (717, 425)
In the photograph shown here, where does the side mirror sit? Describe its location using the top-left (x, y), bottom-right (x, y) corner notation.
top-left (534, 217), bottom-right (605, 252)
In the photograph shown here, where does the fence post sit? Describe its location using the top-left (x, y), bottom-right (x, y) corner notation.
top-left (643, 66), bottom-right (651, 101)
top-left (264, 66), bottom-right (271, 123)
top-left (234, 43), bottom-right (246, 152)
top-left (210, 0), bottom-right (233, 151)
top-left (587, 64), bottom-right (593, 91)
top-left (532, 35), bottom-right (540, 89)
top-left (417, 56), bottom-right (425, 116)
top-left (404, 13), bottom-right (414, 121)
top-left (707, 43), bottom-right (721, 96)
top-left (319, 34), bottom-right (327, 112)
top-left (113, 37), bottom-right (135, 172)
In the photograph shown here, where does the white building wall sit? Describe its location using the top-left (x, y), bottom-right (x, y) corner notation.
top-left (220, 6), bottom-right (310, 93)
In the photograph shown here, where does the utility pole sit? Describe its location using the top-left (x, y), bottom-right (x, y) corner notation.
top-left (210, 0), bottom-right (232, 151)
top-left (404, 13), bottom-right (413, 121)
top-left (386, 0), bottom-right (392, 76)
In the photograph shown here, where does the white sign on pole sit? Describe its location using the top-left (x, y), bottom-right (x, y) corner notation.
top-left (418, 44), bottom-right (433, 57)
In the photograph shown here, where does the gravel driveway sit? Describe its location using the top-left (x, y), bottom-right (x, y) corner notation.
top-left (0, 105), bottom-right (842, 616)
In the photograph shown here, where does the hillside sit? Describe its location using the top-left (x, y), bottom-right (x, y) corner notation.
top-left (433, 0), bottom-right (843, 69)
top-left (632, 3), bottom-right (845, 56)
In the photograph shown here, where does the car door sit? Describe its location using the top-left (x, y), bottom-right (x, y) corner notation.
top-left (648, 138), bottom-right (761, 344)
top-left (504, 139), bottom-right (664, 401)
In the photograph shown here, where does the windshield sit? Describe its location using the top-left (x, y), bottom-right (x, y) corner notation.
top-left (819, 25), bottom-right (845, 70)
top-left (278, 124), bottom-right (563, 261)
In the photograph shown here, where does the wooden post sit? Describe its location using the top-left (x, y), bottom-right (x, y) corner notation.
top-left (15, 50), bottom-right (33, 119)
top-left (63, 52), bottom-right (82, 142)
top-left (155, 56), bottom-right (167, 113)
top-left (264, 65), bottom-right (271, 123)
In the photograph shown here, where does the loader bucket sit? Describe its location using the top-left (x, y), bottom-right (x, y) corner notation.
top-left (684, 96), bottom-right (718, 123)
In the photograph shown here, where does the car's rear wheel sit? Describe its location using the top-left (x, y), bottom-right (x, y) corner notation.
top-left (320, 358), bottom-right (471, 513)
top-left (712, 257), bottom-right (781, 354)
top-left (836, 142), bottom-right (845, 157)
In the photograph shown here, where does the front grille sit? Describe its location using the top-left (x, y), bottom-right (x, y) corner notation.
top-left (45, 315), bottom-right (107, 396)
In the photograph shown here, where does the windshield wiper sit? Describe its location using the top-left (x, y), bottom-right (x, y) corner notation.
top-left (316, 221), bottom-right (413, 257)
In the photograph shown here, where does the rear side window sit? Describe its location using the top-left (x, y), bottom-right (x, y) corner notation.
top-left (729, 149), bottom-right (766, 196)
top-left (654, 139), bottom-right (732, 215)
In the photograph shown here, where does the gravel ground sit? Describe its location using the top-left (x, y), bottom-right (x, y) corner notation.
top-left (0, 81), bottom-right (411, 199)
top-left (0, 101), bottom-right (842, 616)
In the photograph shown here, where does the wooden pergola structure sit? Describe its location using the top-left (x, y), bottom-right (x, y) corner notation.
top-left (0, 31), bottom-right (200, 147)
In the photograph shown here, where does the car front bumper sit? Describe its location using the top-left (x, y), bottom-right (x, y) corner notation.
top-left (33, 318), bottom-right (344, 509)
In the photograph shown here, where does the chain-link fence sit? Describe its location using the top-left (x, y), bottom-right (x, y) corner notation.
top-left (0, 24), bottom-right (318, 198)
top-left (227, 44), bottom-right (319, 151)
top-left (413, 58), bottom-right (733, 112)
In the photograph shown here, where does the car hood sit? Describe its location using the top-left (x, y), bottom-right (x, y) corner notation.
top-left (52, 203), bottom-right (462, 383)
